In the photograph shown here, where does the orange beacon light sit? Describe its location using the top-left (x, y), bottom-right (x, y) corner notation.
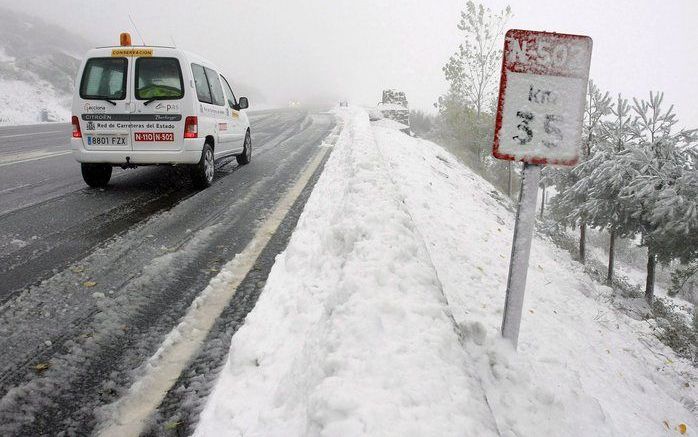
top-left (120, 32), bottom-right (132, 47)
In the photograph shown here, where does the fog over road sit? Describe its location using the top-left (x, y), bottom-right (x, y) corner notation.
top-left (0, 108), bottom-right (336, 435)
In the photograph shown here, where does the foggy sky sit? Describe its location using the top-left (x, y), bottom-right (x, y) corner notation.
top-left (1, 0), bottom-right (696, 128)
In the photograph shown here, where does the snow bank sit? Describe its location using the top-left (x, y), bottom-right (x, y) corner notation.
top-left (196, 107), bottom-right (696, 436)
top-left (371, 118), bottom-right (409, 131)
top-left (194, 107), bottom-right (499, 436)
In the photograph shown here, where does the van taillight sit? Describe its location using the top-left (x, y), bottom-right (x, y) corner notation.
top-left (184, 116), bottom-right (198, 138)
top-left (72, 116), bottom-right (82, 138)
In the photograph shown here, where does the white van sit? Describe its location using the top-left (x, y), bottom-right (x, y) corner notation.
top-left (71, 34), bottom-right (251, 189)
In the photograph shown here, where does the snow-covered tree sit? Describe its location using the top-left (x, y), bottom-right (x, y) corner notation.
top-left (619, 92), bottom-right (697, 301)
top-left (438, 1), bottom-right (511, 168)
top-left (447, 1), bottom-right (511, 118)
top-left (670, 260), bottom-right (698, 302)
top-left (583, 94), bottom-right (635, 282)
top-left (547, 81), bottom-right (612, 263)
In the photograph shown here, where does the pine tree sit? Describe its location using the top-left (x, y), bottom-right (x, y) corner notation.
top-left (583, 94), bottom-right (635, 283)
top-left (647, 138), bottom-right (698, 264)
top-left (547, 81), bottom-right (612, 263)
top-left (578, 82), bottom-right (613, 263)
top-left (620, 92), bottom-right (696, 302)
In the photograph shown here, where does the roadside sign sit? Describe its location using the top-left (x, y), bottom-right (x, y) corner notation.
top-left (493, 29), bottom-right (592, 166)
top-left (493, 29), bottom-right (593, 348)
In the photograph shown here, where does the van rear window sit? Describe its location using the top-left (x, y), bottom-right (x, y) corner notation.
top-left (135, 57), bottom-right (184, 100)
top-left (80, 57), bottom-right (127, 100)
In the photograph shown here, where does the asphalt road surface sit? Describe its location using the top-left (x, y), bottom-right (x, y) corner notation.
top-left (0, 108), bottom-right (337, 436)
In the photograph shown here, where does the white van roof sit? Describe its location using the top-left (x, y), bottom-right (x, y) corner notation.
top-left (84, 46), bottom-right (222, 72)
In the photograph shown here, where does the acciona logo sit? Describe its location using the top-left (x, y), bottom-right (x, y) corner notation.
top-left (83, 103), bottom-right (107, 113)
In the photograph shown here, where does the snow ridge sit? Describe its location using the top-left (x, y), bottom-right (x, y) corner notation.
top-left (194, 108), bottom-right (499, 436)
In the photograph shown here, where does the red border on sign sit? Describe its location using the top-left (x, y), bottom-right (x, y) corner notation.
top-left (492, 29), bottom-right (592, 166)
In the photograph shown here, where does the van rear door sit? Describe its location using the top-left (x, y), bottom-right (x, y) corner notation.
top-left (131, 55), bottom-right (185, 152)
top-left (79, 56), bottom-right (132, 151)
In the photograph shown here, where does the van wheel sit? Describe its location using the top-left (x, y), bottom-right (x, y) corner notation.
top-left (236, 131), bottom-right (251, 165)
top-left (191, 143), bottom-right (215, 189)
top-left (81, 163), bottom-right (112, 188)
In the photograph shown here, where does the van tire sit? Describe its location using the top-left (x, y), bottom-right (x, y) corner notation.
top-left (81, 163), bottom-right (112, 188)
top-left (236, 131), bottom-right (251, 166)
top-left (191, 143), bottom-right (215, 189)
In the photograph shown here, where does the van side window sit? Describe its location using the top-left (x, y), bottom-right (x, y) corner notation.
top-left (191, 63), bottom-right (212, 104)
top-left (204, 67), bottom-right (226, 107)
top-left (220, 75), bottom-right (237, 109)
top-left (80, 57), bottom-right (127, 100)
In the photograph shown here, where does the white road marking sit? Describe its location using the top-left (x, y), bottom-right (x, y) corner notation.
top-left (0, 129), bottom-right (67, 139)
top-left (97, 145), bottom-right (332, 437)
top-left (0, 150), bottom-right (72, 168)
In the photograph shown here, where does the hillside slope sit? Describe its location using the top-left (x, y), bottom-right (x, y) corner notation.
top-left (0, 7), bottom-right (90, 125)
top-left (185, 107), bottom-right (696, 436)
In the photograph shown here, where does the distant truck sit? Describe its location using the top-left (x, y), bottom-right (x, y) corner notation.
top-left (377, 89), bottom-right (410, 134)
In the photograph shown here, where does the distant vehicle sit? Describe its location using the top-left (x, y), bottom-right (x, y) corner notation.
top-left (289, 99), bottom-right (301, 108)
top-left (377, 89), bottom-right (410, 134)
top-left (339, 100), bottom-right (348, 107)
top-left (71, 33), bottom-right (251, 189)
top-left (40, 109), bottom-right (60, 122)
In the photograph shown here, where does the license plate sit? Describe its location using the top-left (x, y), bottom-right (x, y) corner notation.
top-left (134, 132), bottom-right (175, 142)
top-left (86, 135), bottom-right (127, 146)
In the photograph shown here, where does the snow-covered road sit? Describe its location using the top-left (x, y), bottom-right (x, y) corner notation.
top-left (0, 109), bottom-right (337, 435)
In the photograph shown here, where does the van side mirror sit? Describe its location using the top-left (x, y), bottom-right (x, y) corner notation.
top-left (238, 96), bottom-right (249, 110)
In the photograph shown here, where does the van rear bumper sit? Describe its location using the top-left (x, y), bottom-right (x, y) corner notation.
top-left (71, 138), bottom-right (203, 165)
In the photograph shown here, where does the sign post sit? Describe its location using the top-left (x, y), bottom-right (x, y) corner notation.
top-left (493, 29), bottom-right (592, 348)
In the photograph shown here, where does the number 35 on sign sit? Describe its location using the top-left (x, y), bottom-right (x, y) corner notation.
top-left (493, 29), bottom-right (592, 166)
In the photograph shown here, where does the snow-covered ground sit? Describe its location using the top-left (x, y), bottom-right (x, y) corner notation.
top-left (194, 107), bottom-right (696, 436)
top-left (0, 79), bottom-right (70, 126)
top-left (585, 237), bottom-right (695, 304)
top-left (370, 117), bottom-right (410, 131)
top-left (0, 6), bottom-right (86, 126)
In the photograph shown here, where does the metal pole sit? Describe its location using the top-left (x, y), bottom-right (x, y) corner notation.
top-left (507, 162), bottom-right (513, 197)
top-left (501, 163), bottom-right (541, 348)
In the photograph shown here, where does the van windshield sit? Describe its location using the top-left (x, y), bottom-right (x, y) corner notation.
top-left (136, 57), bottom-right (184, 100)
top-left (80, 57), bottom-right (127, 100)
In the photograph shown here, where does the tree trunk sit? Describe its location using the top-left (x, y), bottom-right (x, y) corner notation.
top-left (645, 243), bottom-right (656, 303)
top-left (539, 185), bottom-right (546, 219)
top-left (607, 230), bottom-right (615, 284)
top-left (579, 222), bottom-right (587, 264)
